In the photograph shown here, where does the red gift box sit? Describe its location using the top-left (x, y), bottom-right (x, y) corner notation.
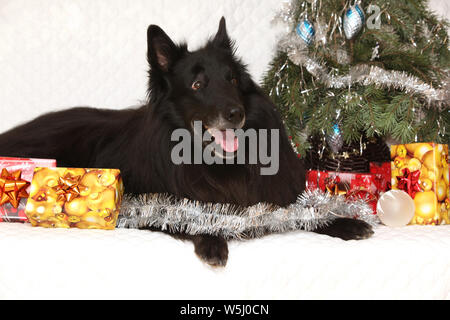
top-left (0, 157), bottom-right (56, 222)
top-left (306, 170), bottom-right (380, 213)
top-left (369, 162), bottom-right (391, 192)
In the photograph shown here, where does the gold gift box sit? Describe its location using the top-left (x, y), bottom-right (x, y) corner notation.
top-left (25, 167), bottom-right (124, 229)
top-left (391, 143), bottom-right (449, 225)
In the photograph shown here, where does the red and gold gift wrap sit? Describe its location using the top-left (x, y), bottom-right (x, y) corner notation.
top-left (391, 143), bottom-right (449, 225)
top-left (369, 162), bottom-right (391, 193)
top-left (25, 167), bottom-right (124, 230)
top-left (306, 170), bottom-right (379, 213)
top-left (0, 157), bottom-right (56, 222)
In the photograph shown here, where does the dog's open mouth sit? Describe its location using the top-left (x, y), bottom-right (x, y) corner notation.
top-left (206, 128), bottom-right (239, 153)
top-left (191, 120), bottom-right (244, 159)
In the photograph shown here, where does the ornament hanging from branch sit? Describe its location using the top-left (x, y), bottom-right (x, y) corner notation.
top-left (327, 123), bottom-right (344, 154)
top-left (343, 3), bottom-right (365, 40)
top-left (296, 18), bottom-right (315, 45)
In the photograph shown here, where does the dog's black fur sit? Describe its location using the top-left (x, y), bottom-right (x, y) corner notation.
top-left (0, 18), bottom-right (373, 266)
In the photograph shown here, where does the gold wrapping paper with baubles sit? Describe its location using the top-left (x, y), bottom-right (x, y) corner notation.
top-left (25, 167), bottom-right (124, 229)
top-left (391, 143), bottom-right (449, 225)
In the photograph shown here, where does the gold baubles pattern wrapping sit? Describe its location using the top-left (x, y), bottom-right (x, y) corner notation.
top-left (25, 167), bottom-right (123, 229)
top-left (391, 143), bottom-right (449, 225)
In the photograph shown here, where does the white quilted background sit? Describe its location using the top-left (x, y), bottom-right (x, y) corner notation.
top-left (0, 0), bottom-right (285, 132)
top-left (1, 0), bottom-right (450, 300)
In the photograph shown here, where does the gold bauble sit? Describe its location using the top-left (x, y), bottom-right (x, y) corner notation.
top-left (407, 158), bottom-right (422, 171)
top-left (30, 186), bottom-right (59, 204)
top-left (80, 170), bottom-right (106, 194)
top-left (405, 143), bottom-right (418, 154)
top-left (419, 166), bottom-right (429, 179)
top-left (436, 180), bottom-right (448, 202)
top-left (25, 198), bottom-right (56, 222)
top-left (414, 191), bottom-right (438, 220)
top-left (391, 145), bottom-right (397, 159)
top-left (396, 157), bottom-right (411, 168)
top-left (423, 149), bottom-right (441, 169)
top-left (64, 168), bottom-right (86, 177)
top-left (413, 143), bottom-right (434, 161)
top-left (396, 145), bottom-right (407, 157)
top-left (63, 197), bottom-right (89, 216)
top-left (420, 178), bottom-right (433, 192)
top-left (427, 166), bottom-right (441, 182)
top-left (99, 171), bottom-right (118, 187)
top-left (86, 188), bottom-right (116, 211)
top-left (443, 164), bottom-right (449, 186)
top-left (30, 168), bottom-right (60, 193)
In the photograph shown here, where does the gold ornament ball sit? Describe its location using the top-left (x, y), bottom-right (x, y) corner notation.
top-left (443, 164), bottom-right (449, 186)
top-left (423, 149), bottom-right (441, 169)
top-left (420, 178), bottom-right (433, 192)
top-left (414, 191), bottom-right (438, 220)
top-left (396, 145), bottom-right (407, 158)
top-left (407, 158), bottom-right (422, 171)
top-left (391, 145), bottom-right (397, 159)
top-left (413, 143), bottom-right (434, 161)
top-left (436, 180), bottom-right (448, 202)
top-left (64, 197), bottom-right (89, 216)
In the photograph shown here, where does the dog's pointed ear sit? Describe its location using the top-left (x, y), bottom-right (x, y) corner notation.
top-left (212, 17), bottom-right (232, 50)
top-left (147, 25), bottom-right (178, 72)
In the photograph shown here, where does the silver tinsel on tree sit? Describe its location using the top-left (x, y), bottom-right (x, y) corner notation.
top-left (271, 0), bottom-right (449, 106)
top-left (117, 189), bottom-right (379, 239)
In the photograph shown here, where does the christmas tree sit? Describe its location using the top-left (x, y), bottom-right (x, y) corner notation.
top-left (263, 0), bottom-right (449, 170)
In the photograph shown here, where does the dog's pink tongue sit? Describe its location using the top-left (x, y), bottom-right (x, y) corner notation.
top-left (210, 129), bottom-right (239, 153)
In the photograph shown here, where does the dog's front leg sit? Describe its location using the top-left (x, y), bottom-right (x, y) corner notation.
top-left (312, 217), bottom-right (374, 240)
top-left (169, 232), bottom-right (229, 267)
top-left (192, 234), bottom-right (229, 267)
top-left (142, 226), bottom-right (229, 267)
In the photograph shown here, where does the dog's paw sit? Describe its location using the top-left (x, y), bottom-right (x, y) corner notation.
top-left (313, 217), bottom-right (374, 241)
top-left (194, 235), bottom-right (229, 267)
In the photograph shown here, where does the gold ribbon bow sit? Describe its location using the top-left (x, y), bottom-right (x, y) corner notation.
top-left (0, 168), bottom-right (30, 208)
top-left (53, 173), bottom-right (86, 202)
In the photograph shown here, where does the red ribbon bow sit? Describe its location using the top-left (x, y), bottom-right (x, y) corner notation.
top-left (396, 168), bottom-right (422, 198)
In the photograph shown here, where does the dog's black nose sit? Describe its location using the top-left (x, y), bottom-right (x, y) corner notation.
top-left (227, 107), bottom-right (244, 125)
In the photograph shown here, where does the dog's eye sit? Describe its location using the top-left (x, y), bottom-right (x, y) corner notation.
top-left (231, 78), bottom-right (238, 86)
top-left (192, 80), bottom-right (202, 90)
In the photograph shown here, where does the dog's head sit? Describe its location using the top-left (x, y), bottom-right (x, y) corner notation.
top-left (147, 17), bottom-right (254, 157)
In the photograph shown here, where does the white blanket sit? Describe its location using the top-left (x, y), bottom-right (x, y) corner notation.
top-left (1, 223), bottom-right (449, 299)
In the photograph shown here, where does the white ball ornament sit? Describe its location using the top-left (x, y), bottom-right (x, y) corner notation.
top-left (376, 190), bottom-right (415, 227)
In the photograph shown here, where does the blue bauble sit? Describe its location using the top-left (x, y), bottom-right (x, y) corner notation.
top-left (327, 123), bottom-right (344, 153)
top-left (343, 4), bottom-right (365, 40)
top-left (296, 19), bottom-right (315, 45)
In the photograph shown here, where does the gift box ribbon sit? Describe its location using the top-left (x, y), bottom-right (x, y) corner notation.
top-left (396, 168), bottom-right (422, 198)
top-left (0, 168), bottom-right (30, 208)
top-left (53, 173), bottom-right (87, 202)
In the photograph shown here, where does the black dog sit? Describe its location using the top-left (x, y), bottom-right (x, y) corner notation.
top-left (0, 18), bottom-right (373, 266)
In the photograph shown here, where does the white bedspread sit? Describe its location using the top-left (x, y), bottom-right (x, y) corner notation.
top-left (1, 223), bottom-right (449, 299)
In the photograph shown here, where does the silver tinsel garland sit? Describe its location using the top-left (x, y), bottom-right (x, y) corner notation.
top-left (287, 54), bottom-right (449, 105)
top-left (117, 189), bottom-right (379, 239)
